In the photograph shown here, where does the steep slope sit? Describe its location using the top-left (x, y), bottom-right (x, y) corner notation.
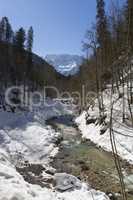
top-left (0, 42), bottom-right (58, 87)
top-left (76, 85), bottom-right (133, 164)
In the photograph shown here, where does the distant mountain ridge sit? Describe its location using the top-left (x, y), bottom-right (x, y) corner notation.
top-left (45, 54), bottom-right (82, 76)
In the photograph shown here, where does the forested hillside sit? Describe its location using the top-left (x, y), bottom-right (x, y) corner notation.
top-left (0, 17), bottom-right (86, 100)
top-left (0, 1), bottom-right (133, 200)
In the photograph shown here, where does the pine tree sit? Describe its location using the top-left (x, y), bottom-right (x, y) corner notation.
top-left (0, 17), bottom-right (13, 88)
top-left (96, 0), bottom-right (107, 48)
top-left (26, 26), bottom-right (34, 78)
top-left (5, 19), bottom-right (13, 43)
top-left (0, 17), bottom-right (5, 41)
top-left (26, 26), bottom-right (33, 52)
top-left (0, 17), bottom-right (13, 42)
top-left (96, 0), bottom-right (111, 69)
top-left (26, 27), bottom-right (34, 101)
top-left (125, 0), bottom-right (133, 51)
top-left (14, 27), bottom-right (26, 50)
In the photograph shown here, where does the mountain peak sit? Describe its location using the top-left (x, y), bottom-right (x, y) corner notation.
top-left (45, 54), bottom-right (82, 76)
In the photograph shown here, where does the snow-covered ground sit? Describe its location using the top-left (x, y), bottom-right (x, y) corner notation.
top-left (0, 100), bottom-right (109, 200)
top-left (0, 112), bottom-right (60, 165)
top-left (0, 153), bottom-right (108, 200)
top-left (0, 99), bottom-right (73, 165)
top-left (76, 87), bottom-right (133, 164)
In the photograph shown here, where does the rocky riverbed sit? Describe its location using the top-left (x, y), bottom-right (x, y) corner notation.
top-left (47, 115), bottom-right (133, 200)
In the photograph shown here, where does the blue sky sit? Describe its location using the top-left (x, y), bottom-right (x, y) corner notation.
top-left (0, 0), bottom-right (124, 57)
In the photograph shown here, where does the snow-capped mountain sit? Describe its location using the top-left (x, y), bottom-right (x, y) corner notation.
top-left (45, 54), bottom-right (82, 76)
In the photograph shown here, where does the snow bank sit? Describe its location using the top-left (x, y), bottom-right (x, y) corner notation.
top-left (0, 102), bottom-right (109, 200)
top-left (76, 88), bottom-right (133, 164)
top-left (0, 99), bottom-right (73, 165)
top-left (0, 148), bottom-right (109, 200)
top-left (0, 111), bottom-right (60, 165)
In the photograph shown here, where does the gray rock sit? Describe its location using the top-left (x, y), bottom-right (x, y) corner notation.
top-left (54, 173), bottom-right (82, 191)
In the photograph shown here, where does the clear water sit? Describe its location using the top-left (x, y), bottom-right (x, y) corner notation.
top-left (47, 115), bottom-right (133, 199)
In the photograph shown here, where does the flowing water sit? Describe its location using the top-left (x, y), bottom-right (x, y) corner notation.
top-left (47, 115), bottom-right (133, 200)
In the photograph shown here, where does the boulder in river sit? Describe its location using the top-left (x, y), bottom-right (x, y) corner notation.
top-left (54, 173), bottom-right (82, 191)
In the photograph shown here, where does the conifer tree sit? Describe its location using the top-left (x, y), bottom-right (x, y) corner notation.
top-left (96, 0), bottom-right (107, 48)
top-left (125, 0), bottom-right (133, 51)
top-left (14, 27), bottom-right (26, 50)
top-left (5, 19), bottom-right (13, 42)
top-left (96, 0), bottom-right (111, 69)
top-left (26, 26), bottom-right (33, 52)
top-left (0, 17), bottom-right (5, 41)
top-left (26, 26), bottom-right (34, 81)
top-left (0, 17), bottom-right (13, 42)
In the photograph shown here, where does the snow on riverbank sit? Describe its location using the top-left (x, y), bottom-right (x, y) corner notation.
top-left (0, 151), bottom-right (109, 200)
top-left (0, 101), bottom-right (109, 200)
top-left (76, 87), bottom-right (133, 164)
top-left (0, 111), bottom-right (61, 165)
top-left (0, 99), bottom-right (73, 164)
